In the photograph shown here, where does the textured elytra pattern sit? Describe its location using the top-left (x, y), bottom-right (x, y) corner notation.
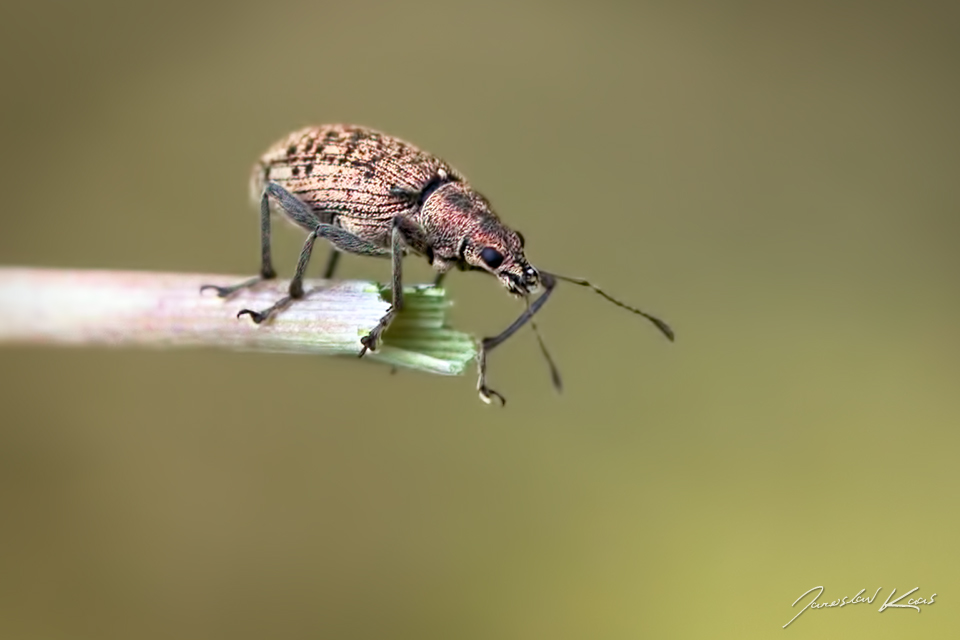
top-left (251, 125), bottom-right (463, 245)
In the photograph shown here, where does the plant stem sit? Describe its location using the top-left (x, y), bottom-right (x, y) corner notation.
top-left (0, 267), bottom-right (476, 375)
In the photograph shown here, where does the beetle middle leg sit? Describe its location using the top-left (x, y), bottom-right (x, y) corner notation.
top-left (238, 215), bottom-right (421, 358)
top-left (237, 223), bottom-right (390, 324)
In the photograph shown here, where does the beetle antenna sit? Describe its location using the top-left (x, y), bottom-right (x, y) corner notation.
top-left (542, 272), bottom-right (675, 341)
top-left (526, 298), bottom-right (563, 392)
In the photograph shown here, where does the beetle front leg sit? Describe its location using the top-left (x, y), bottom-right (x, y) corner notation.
top-left (474, 273), bottom-right (559, 405)
top-left (476, 342), bottom-right (507, 405)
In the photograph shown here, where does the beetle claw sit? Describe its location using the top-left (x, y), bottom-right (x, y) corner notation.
top-left (478, 385), bottom-right (506, 406)
top-left (359, 333), bottom-right (377, 357)
top-left (200, 284), bottom-right (233, 298)
top-left (237, 308), bottom-right (267, 324)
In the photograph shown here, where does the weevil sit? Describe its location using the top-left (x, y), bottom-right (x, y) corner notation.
top-left (202, 124), bottom-right (674, 403)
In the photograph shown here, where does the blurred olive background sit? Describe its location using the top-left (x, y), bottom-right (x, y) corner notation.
top-left (1, 1), bottom-right (958, 638)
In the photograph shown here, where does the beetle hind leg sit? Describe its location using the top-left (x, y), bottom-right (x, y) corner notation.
top-left (200, 272), bottom-right (274, 298)
top-left (200, 184), bottom-right (279, 297)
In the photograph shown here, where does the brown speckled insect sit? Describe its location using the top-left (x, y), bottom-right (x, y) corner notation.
top-left (202, 124), bottom-right (673, 404)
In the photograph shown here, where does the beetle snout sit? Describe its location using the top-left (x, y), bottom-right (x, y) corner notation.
top-left (522, 265), bottom-right (539, 290)
top-left (507, 264), bottom-right (540, 296)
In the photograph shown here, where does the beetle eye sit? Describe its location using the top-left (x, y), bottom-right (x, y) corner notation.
top-left (479, 246), bottom-right (504, 270)
top-left (515, 231), bottom-right (525, 248)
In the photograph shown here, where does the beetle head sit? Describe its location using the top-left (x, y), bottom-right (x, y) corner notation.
top-left (420, 182), bottom-right (539, 296)
top-left (467, 241), bottom-right (540, 296)
top-left (463, 226), bottom-right (539, 297)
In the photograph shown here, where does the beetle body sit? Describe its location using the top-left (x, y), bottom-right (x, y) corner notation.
top-left (204, 124), bottom-right (673, 404)
top-left (252, 125), bottom-right (535, 294)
